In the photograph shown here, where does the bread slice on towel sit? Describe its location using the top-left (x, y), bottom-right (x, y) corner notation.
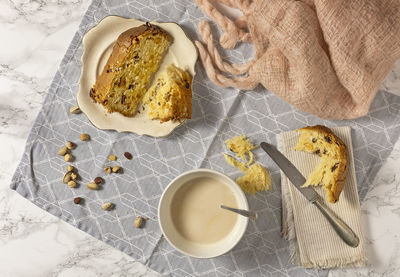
top-left (90, 23), bottom-right (171, 116)
top-left (295, 125), bottom-right (348, 203)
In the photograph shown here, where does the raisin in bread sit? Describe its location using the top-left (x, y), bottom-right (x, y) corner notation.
top-left (90, 23), bottom-right (171, 116)
top-left (145, 64), bottom-right (192, 122)
top-left (295, 125), bottom-right (348, 203)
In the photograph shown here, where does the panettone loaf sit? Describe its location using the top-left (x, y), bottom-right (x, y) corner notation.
top-left (90, 23), bottom-right (171, 116)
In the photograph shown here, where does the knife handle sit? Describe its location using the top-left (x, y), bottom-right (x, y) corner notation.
top-left (313, 197), bottom-right (360, 248)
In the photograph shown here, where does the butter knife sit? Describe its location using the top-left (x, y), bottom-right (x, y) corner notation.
top-left (260, 142), bottom-right (360, 248)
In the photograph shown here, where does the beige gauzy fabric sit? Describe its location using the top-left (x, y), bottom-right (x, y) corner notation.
top-left (277, 127), bottom-right (366, 268)
top-left (194, 0), bottom-right (400, 119)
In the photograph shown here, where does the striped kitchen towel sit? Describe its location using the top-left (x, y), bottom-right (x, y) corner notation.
top-left (277, 126), bottom-right (366, 268)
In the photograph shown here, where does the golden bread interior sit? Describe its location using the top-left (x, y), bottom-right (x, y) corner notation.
top-left (295, 125), bottom-right (348, 203)
top-left (236, 163), bottom-right (271, 195)
top-left (145, 64), bottom-right (192, 122)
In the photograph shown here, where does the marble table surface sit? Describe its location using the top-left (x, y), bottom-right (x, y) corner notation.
top-left (1, 1), bottom-right (399, 276)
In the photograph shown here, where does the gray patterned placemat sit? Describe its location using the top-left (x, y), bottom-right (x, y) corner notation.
top-left (10, 0), bottom-right (400, 276)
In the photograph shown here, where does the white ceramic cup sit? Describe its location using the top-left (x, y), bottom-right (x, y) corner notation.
top-left (158, 169), bottom-right (249, 258)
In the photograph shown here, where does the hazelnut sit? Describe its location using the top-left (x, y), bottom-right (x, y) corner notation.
top-left (94, 177), bottom-right (103, 184)
top-left (104, 166), bottom-right (112, 174)
top-left (67, 165), bottom-right (74, 172)
top-left (112, 166), bottom-right (121, 173)
top-left (124, 152), bottom-right (133, 160)
top-left (73, 197), bottom-right (82, 204)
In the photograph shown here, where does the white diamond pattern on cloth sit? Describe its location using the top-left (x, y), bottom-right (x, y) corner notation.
top-left (9, 0), bottom-right (400, 276)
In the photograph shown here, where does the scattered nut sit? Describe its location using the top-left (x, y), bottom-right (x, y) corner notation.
top-left (67, 180), bottom-right (77, 188)
top-left (66, 141), bottom-right (75, 150)
top-left (67, 165), bottom-right (74, 172)
top-left (87, 182), bottom-right (99, 190)
top-left (124, 152), bottom-right (133, 160)
top-left (63, 172), bottom-right (72, 183)
top-left (74, 197), bottom-right (82, 204)
top-left (104, 166), bottom-right (112, 174)
top-left (70, 172), bottom-right (78, 180)
top-left (134, 216), bottom-right (145, 228)
top-left (64, 153), bottom-right (73, 162)
top-left (108, 154), bottom-right (117, 161)
top-left (94, 177), bottom-right (103, 184)
top-left (101, 202), bottom-right (113, 211)
top-left (69, 105), bottom-right (81, 114)
top-left (80, 133), bottom-right (90, 141)
top-left (112, 166), bottom-right (121, 173)
top-left (58, 146), bottom-right (68, 156)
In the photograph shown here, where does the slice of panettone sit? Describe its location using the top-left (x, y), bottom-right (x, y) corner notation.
top-left (295, 125), bottom-right (348, 203)
top-left (145, 64), bottom-right (192, 122)
top-left (90, 23), bottom-right (171, 116)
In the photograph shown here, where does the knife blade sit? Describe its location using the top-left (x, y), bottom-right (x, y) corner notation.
top-left (260, 142), bottom-right (318, 203)
top-left (260, 142), bottom-right (360, 248)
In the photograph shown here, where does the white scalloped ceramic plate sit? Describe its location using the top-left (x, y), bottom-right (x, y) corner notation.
top-left (77, 16), bottom-right (197, 136)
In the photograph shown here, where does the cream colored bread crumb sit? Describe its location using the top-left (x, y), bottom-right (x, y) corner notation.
top-left (225, 134), bottom-right (256, 165)
top-left (236, 164), bottom-right (271, 194)
top-left (145, 64), bottom-right (192, 122)
top-left (223, 135), bottom-right (271, 194)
